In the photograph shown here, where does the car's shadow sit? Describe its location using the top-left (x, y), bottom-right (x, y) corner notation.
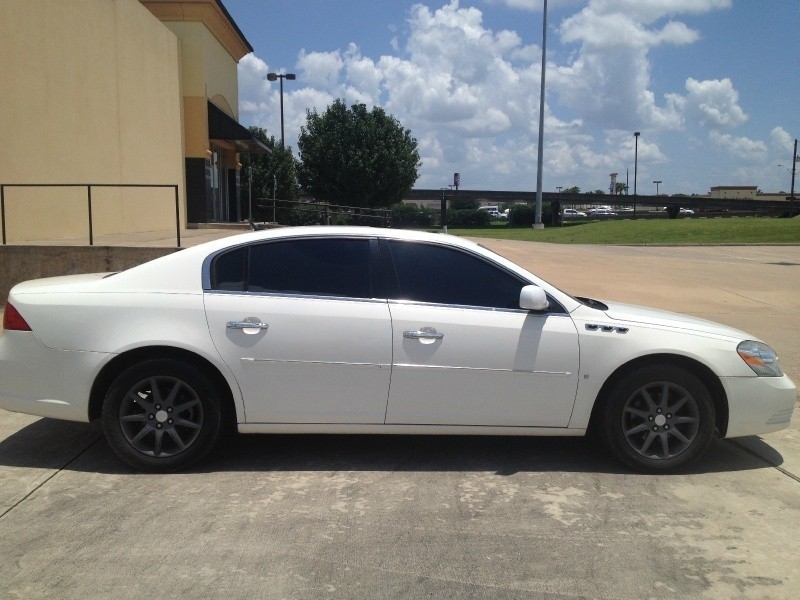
top-left (0, 417), bottom-right (784, 476)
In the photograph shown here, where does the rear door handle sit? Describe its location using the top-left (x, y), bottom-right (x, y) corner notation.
top-left (403, 327), bottom-right (444, 340)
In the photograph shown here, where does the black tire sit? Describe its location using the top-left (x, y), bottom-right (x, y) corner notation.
top-left (601, 364), bottom-right (715, 472)
top-left (101, 359), bottom-right (222, 472)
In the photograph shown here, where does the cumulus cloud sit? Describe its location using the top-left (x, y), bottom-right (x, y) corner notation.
top-left (237, 0), bottom-right (779, 191)
top-left (709, 131), bottom-right (767, 161)
top-left (683, 78), bottom-right (747, 129)
top-left (552, 0), bottom-right (725, 132)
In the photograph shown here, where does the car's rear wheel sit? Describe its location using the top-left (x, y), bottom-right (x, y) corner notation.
top-left (601, 365), bottom-right (715, 472)
top-left (102, 359), bottom-right (222, 472)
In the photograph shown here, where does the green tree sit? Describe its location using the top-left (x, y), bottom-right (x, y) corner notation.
top-left (615, 182), bottom-right (628, 195)
top-left (239, 126), bottom-right (300, 209)
top-left (298, 100), bottom-right (420, 207)
top-left (563, 186), bottom-right (581, 194)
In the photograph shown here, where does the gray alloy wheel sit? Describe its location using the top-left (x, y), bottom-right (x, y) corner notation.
top-left (102, 359), bottom-right (222, 472)
top-left (602, 364), bottom-right (715, 472)
top-left (118, 375), bottom-right (205, 458)
top-left (621, 380), bottom-right (700, 460)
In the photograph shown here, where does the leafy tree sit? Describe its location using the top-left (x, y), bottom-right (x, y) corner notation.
top-left (563, 186), bottom-right (581, 194)
top-left (615, 182), bottom-right (628, 195)
top-left (298, 100), bottom-right (420, 207)
top-left (239, 127), bottom-right (300, 221)
top-left (592, 189), bottom-right (605, 195)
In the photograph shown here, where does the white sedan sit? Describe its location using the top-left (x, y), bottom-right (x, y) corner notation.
top-left (0, 227), bottom-right (795, 472)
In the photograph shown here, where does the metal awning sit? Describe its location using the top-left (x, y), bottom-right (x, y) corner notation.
top-left (207, 101), bottom-right (270, 153)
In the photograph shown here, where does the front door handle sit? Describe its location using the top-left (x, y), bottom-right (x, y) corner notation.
top-left (403, 327), bottom-right (444, 340)
top-left (227, 319), bottom-right (269, 332)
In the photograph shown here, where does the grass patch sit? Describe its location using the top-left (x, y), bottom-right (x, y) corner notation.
top-left (446, 217), bottom-right (800, 245)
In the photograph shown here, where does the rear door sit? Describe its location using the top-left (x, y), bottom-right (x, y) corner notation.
top-left (204, 237), bottom-right (392, 424)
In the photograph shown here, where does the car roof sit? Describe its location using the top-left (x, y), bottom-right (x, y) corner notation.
top-left (98, 226), bottom-right (580, 311)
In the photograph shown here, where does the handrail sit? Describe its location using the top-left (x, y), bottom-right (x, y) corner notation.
top-left (256, 197), bottom-right (392, 227)
top-left (0, 183), bottom-right (181, 246)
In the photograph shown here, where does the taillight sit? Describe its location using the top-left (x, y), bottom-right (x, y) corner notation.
top-left (3, 302), bottom-right (32, 331)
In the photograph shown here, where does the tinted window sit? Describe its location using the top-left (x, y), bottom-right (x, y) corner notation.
top-left (211, 247), bottom-right (246, 291)
top-left (248, 238), bottom-right (372, 299)
top-left (386, 241), bottom-right (524, 309)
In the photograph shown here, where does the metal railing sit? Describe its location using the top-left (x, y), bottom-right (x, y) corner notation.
top-left (0, 183), bottom-right (181, 246)
top-left (255, 197), bottom-right (392, 227)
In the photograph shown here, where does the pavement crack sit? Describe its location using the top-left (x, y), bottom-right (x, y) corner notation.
top-left (725, 438), bottom-right (800, 484)
top-left (0, 435), bottom-right (104, 521)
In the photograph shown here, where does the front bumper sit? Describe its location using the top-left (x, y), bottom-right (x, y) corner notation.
top-left (0, 331), bottom-right (111, 423)
top-left (722, 374), bottom-right (797, 438)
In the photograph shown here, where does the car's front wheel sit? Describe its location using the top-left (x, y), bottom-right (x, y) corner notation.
top-left (102, 359), bottom-right (222, 472)
top-left (601, 365), bottom-right (715, 472)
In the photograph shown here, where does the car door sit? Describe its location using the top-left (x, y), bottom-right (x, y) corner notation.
top-left (204, 237), bottom-right (392, 424)
top-left (382, 239), bottom-right (579, 427)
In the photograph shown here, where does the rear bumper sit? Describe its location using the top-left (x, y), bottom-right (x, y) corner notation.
top-left (722, 374), bottom-right (797, 438)
top-left (0, 331), bottom-right (110, 423)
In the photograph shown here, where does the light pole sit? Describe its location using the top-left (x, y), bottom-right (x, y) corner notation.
top-left (792, 138), bottom-right (798, 204)
top-left (653, 180), bottom-right (662, 196)
top-left (267, 72), bottom-right (296, 147)
top-left (633, 132), bottom-right (640, 199)
top-left (534, 0), bottom-right (548, 229)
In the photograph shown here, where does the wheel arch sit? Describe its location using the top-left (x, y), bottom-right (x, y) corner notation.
top-left (587, 353), bottom-right (729, 437)
top-left (89, 346), bottom-right (238, 431)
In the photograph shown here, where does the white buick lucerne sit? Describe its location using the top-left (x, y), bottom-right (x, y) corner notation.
top-left (0, 227), bottom-right (795, 472)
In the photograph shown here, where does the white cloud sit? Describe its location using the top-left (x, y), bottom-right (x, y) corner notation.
top-left (709, 131), bottom-right (767, 161)
top-left (236, 0), bottom-right (774, 192)
top-left (770, 126), bottom-right (795, 153)
top-left (297, 50), bottom-right (344, 90)
top-left (588, 0), bottom-right (731, 24)
top-left (683, 78), bottom-right (747, 129)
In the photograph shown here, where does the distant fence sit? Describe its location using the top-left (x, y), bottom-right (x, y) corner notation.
top-left (255, 198), bottom-right (391, 227)
top-left (0, 183), bottom-right (181, 246)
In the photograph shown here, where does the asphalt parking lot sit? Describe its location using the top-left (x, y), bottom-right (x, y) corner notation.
top-left (1, 240), bottom-right (799, 599)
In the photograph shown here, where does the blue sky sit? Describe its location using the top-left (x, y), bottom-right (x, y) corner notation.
top-left (225, 0), bottom-right (799, 195)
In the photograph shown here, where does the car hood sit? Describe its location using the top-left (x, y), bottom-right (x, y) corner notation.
top-left (601, 301), bottom-right (753, 340)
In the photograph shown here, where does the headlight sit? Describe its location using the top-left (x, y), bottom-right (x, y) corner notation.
top-left (737, 341), bottom-right (783, 377)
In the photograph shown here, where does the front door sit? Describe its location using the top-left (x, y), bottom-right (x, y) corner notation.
top-left (381, 239), bottom-right (580, 427)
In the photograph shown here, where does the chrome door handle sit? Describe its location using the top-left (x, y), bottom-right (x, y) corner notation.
top-left (403, 328), bottom-right (444, 340)
top-left (226, 320), bottom-right (269, 331)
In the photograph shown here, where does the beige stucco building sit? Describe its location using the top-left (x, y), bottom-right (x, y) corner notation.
top-left (0, 0), bottom-right (265, 243)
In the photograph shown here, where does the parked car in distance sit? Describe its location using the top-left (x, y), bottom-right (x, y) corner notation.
top-left (479, 206), bottom-right (506, 219)
top-left (680, 208), bottom-right (695, 214)
top-left (1, 227), bottom-right (794, 473)
top-left (618, 207), bottom-right (635, 213)
top-left (562, 208), bottom-right (587, 218)
top-left (587, 208), bottom-right (618, 217)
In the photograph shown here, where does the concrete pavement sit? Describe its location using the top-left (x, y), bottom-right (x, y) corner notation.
top-left (1, 239), bottom-right (799, 599)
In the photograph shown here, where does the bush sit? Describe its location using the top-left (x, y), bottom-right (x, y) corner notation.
top-left (508, 203), bottom-right (552, 227)
top-left (446, 208), bottom-right (491, 228)
top-left (450, 196), bottom-right (481, 210)
top-left (390, 203), bottom-right (434, 228)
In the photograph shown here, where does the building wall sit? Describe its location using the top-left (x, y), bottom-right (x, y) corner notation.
top-left (0, 0), bottom-right (185, 242)
top-left (708, 187), bottom-right (758, 199)
top-left (162, 20), bottom-right (239, 157)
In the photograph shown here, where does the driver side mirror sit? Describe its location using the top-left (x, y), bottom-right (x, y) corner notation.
top-left (519, 285), bottom-right (549, 311)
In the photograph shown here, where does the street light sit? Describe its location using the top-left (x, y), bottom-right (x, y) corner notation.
top-left (533, 0), bottom-right (548, 229)
top-left (633, 132), bottom-right (640, 199)
top-left (653, 180), bottom-right (662, 196)
top-left (267, 72), bottom-right (296, 147)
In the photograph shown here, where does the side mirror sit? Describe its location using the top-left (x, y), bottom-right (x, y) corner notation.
top-left (519, 285), bottom-right (549, 311)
